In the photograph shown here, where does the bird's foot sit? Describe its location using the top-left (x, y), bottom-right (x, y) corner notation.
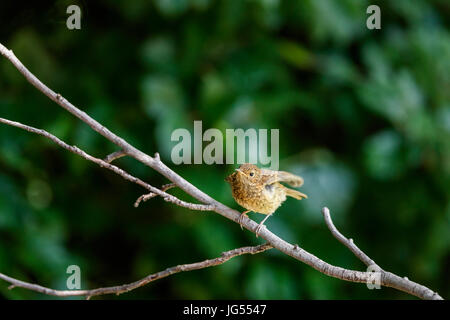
top-left (255, 223), bottom-right (266, 238)
top-left (254, 213), bottom-right (272, 237)
top-left (238, 211), bottom-right (249, 230)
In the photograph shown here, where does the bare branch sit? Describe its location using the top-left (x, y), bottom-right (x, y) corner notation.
top-left (322, 207), bottom-right (377, 268)
top-left (0, 42), bottom-right (443, 300)
top-left (135, 183), bottom-right (177, 207)
top-left (321, 207), bottom-right (442, 299)
top-left (104, 150), bottom-right (127, 163)
top-left (0, 42), bottom-right (212, 207)
top-left (0, 244), bottom-right (272, 299)
top-left (0, 43), bottom-right (148, 164)
top-left (0, 118), bottom-right (214, 212)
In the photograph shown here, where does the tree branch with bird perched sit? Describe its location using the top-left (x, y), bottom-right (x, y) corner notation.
top-left (0, 42), bottom-right (443, 300)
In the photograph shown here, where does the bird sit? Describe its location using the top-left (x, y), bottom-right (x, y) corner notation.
top-left (225, 163), bottom-right (307, 236)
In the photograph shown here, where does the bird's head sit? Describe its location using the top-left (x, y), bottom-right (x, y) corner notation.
top-left (226, 163), bottom-right (261, 186)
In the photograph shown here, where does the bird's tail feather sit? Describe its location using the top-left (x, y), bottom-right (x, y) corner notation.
top-left (283, 186), bottom-right (308, 200)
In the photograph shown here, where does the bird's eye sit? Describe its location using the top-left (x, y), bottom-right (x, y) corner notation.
top-left (249, 172), bottom-right (254, 177)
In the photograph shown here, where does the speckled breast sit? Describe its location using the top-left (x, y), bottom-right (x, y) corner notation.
top-left (231, 182), bottom-right (287, 215)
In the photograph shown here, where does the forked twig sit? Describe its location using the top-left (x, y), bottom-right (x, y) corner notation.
top-left (135, 183), bottom-right (177, 207)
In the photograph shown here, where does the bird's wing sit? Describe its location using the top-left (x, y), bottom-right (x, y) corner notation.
top-left (260, 169), bottom-right (304, 187)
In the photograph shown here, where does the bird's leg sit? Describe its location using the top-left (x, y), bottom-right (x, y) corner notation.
top-left (238, 210), bottom-right (250, 230)
top-left (255, 213), bottom-right (272, 237)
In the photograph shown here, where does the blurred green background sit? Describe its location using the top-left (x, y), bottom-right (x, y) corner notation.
top-left (0, 0), bottom-right (449, 299)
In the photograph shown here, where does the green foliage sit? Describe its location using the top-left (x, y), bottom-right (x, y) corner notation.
top-left (0, 0), bottom-right (449, 299)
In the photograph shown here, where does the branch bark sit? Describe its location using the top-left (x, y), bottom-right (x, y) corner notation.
top-left (0, 42), bottom-right (443, 300)
top-left (104, 150), bottom-right (127, 163)
top-left (0, 244), bottom-right (272, 299)
top-left (135, 183), bottom-right (177, 207)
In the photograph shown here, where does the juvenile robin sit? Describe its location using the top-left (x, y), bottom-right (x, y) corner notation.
top-left (225, 163), bottom-right (307, 236)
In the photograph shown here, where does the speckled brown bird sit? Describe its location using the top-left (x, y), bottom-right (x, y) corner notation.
top-left (226, 163), bottom-right (307, 236)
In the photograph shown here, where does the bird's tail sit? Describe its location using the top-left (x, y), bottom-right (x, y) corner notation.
top-left (282, 185), bottom-right (308, 200)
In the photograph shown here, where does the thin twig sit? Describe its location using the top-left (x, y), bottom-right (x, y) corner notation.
top-left (322, 207), bottom-right (378, 268)
top-left (0, 118), bottom-right (214, 212)
top-left (321, 207), bottom-right (442, 300)
top-left (0, 244), bottom-right (272, 298)
top-left (0, 43), bottom-right (149, 164)
top-left (0, 42), bottom-right (213, 209)
top-left (135, 183), bottom-right (177, 207)
top-left (104, 150), bottom-right (127, 163)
